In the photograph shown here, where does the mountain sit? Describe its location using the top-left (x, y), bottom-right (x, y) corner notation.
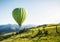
top-left (0, 24), bottom-right (19, 34)
top-left (0, 24), bottom-right (37, 34)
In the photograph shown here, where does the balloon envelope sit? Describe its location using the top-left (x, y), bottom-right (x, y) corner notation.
top-left (12, 8), bottom-right (27, 26)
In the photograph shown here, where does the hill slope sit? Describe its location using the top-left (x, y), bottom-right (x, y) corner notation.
top-left (1, 24), bottom-right (60, 42)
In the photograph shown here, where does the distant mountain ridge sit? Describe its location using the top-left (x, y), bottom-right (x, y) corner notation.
top-left (0, 24), bottom-right (37, 34)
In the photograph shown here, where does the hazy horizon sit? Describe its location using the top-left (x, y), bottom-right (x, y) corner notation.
top-left (0, 0), bottom-right (60, 25)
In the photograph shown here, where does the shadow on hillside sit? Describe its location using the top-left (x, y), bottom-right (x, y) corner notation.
top-left (20, 29), bottom-right (48, 39)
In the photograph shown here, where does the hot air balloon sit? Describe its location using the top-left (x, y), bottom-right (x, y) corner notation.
top-left (12, 8), bottom-right (27, 28)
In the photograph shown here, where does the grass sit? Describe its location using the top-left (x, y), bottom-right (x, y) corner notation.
top-left (1, 24), bottom-right (60, 42)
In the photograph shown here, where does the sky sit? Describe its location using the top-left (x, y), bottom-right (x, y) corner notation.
top-left (0, 0), bottom-right (60, 25)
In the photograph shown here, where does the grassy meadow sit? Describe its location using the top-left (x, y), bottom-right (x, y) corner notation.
top-left (0, 24), bottom-right (60, 42)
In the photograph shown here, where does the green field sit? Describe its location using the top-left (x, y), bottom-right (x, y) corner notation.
top-left (1, 24), bottom-right (60, 42)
